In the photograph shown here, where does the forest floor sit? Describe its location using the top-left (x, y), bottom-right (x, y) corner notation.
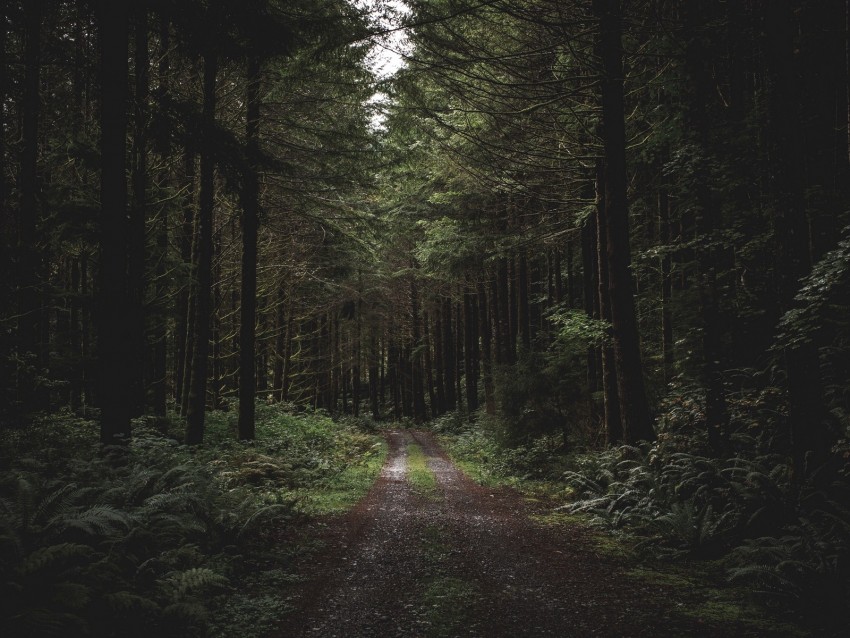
top-left (274, 430), bottom-right (795, 638)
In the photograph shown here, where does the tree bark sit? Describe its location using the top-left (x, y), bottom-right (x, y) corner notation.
top-left (238, 53), bottom-right (261, 440)
top-left (684, 2), bottom-right (729, 454)
top-left (478, 280), bottom-right (495, 414)
top-left (129, 5), bottom-right (149, 417)
top-left (593, 0), bottom-right (654, 443)
top-left (442, 296), bottom-right (456, 410)
top-left (464, 289), bottom-right (478, 414)
top-left (18, 0), bottom-right (44, 414)
top-left (176, 149), bottom-right (196, 411)
top-left (185, 53), bottom-right (218, 445)
top-left (765, 0), bottom-right (827, 476)
top-left (595, 165), bottom-right (622, 444)
top-left (151, 16), bottom-right (170, 418)
top-left (97, 0), bottom-right (132, 445)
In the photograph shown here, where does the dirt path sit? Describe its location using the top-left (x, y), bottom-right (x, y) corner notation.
top-left (276, 431), bottom-right (777, 637)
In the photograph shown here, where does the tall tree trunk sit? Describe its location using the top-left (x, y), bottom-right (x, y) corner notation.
top-left (455, 298), bottom-right (464, 411)
top-left (659, 189), bottom-right (674, 384)
top-left (433, 308), bottom-right (446, 414)
top-left (517, 254), bottom-right (531, 349)
top-left (150, 16), bottom-right (170, 418)
top-left (442, 296), bottom-right (456, 410)
top-left (593, 0), bottom-right (654, 443)
top-left (595, 166), bottom-right (622, 444)
top-left (129, 5), bottom-right (149, 417)
top-left (97, 0), bottom-right (132, 445)
top-left (497, 257), bottom-right (514, 364)
top-left (478, 280), bottom-right (495, 414)
top-left (369, 323), bottom-right (380, 419)
top-left (273, 284), bottom-right (286, 400)
top-left (582, 209), bottom-right (601, 428)
top-left (464, 289), bottom-right (478, 414)
top-left (185, 53), bottom-right (218, 445)
top-left (18, 0), bottom-right (43, 414)
top-left (176, 149), bottom-right (196, 410)
top-left (238, 54), bottom-right (261, 440)
top-left (411, 278), bottom-right (426, 422)
top-left (281, 299), bottom-right (293, 401)
top-left (766, 0), bottom-right (827, 476)
top-left (684, 3), bottom-right (729, 454)
top-left (70, 259), bottom-right (83, 411)
top-left (423, 311), bottom-right (437, 417)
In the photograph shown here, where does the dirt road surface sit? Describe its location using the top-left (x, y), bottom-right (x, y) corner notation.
top-left (276, 430), bottom-right (779, 637)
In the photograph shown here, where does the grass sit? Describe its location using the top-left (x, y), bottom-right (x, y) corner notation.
top-left (407, 441), bottom-right (439, 498)
top-left (296, 438), bottom-right (387, 515)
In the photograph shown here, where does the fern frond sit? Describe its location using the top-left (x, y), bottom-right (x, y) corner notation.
top-left (19, 543), bottom-right (95, 577)
top-left (163, 567), bottom-right (228, 598)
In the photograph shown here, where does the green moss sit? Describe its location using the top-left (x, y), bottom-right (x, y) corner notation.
top-left (407, 442), bottom-right (438, 498)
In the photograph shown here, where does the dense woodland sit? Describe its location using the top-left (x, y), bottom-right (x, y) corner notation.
top-left (1, 0), bottom-right (849, 635)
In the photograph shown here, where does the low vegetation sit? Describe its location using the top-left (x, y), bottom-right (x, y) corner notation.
top-left (434, 390), bottom-right (850, 636)
top-left (0, 405), bottom-right (384, 638)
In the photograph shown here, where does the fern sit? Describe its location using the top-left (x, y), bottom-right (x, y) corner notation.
top-left (18, 543), bottom-right (95, 577)
top-left (163, 567), bottom-right (228, 599)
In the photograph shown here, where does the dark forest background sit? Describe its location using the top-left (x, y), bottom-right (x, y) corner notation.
top-left (1, 0), bottom-right (849, 635)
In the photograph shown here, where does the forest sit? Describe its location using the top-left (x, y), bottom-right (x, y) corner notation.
top-left (1, 0), bottom-right (849, 636)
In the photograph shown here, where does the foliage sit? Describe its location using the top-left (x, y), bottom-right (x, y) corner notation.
top-left (0, 407), bottom-right (381, 637)
top-left (554, 389), bottom-right (850, 628)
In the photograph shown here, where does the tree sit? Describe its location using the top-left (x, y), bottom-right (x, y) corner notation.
top-left (96, 0), bottom-right (132, 445)
top-left (592, 0), bottom-right (653, 443)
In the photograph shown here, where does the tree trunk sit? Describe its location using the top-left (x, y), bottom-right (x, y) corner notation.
top-left (595, 166), bottom-right (622, 445)
top-left (594, 0), bottom-right (654, 443)
top-left (423, 311), bottom-right (437, 417)
top-left (185, 53), bottom-right (218, 445)
top-left (582, 207), bottom-right (601, 428)
top-left (464, 289), bottom-right (478, 414)
top-left (129, 5), bottom-right (149, 417)
top-left (238, 54), bottom-right (261, 440)
top-left (176, 149), bottom-right (196, 411)
top-left (18, 0), bottom-right (43, 414)
top-left (518, 253), bottom-right (530, 349)
top-left (369, 323), bottom-right (380, 419)
top-left (151, 17), bottom-right (170, 418)
top-left (659, 189), bottom-right (674, 384)
top-left (765, 0), bottom-right (828, 476)
top-left (684, 3), bottom-right (729, 454)
top-left (97, 0), bottom-right (132, 445)
top-left (478, 280), bottom-right (495, 414)
top-left (442, 296), bottom-right (456, 410)
top-left (455, 299), bottom-right (464, 411)
top-left (433, 307), bottom-right (446, 414)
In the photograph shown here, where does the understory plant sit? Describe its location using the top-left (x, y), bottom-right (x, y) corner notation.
top-left (558, 383), bottom-right (850, 628)
top-left (0, 406), bottom-right (377, 637)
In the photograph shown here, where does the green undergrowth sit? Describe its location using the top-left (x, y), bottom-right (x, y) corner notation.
top-left (433, 414), bottom-right (842, 636)
top-left (407, 441), bottom-right (438, 498)
top-left (0, 404), bottom-right (383, 638)
top-left (295, 438), bottom-right (387, 515)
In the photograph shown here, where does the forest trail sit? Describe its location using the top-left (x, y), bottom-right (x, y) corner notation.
top-left (277, 431), bottom-right (769, 638)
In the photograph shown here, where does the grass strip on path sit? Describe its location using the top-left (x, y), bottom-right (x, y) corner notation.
top-left (407, 441), bottom-right (438, 498)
